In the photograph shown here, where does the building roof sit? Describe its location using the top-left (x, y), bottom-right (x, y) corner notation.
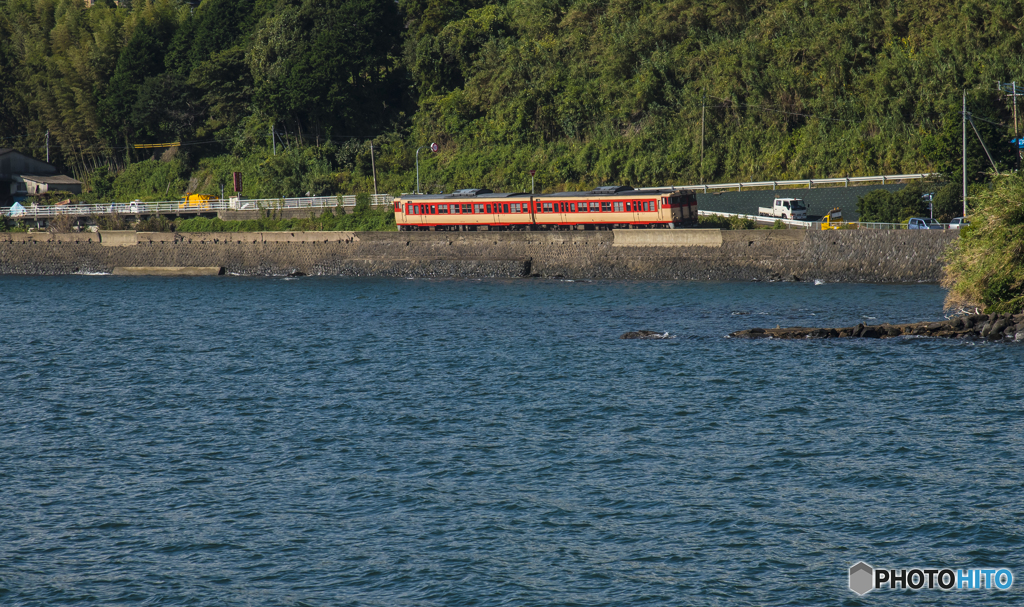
top-left (18, 174), bottom-right (82, 185)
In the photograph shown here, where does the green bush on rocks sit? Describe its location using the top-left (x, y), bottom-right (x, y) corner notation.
top-left (943, 174), bottom-right (1024, 313)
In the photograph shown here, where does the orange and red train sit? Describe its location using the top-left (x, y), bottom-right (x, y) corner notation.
top-left (394, 186), bottom-right (697, 231)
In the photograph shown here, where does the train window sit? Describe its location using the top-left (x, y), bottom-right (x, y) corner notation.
top-left (614, 201), bottom-right (623, 212)
top-left (590, 201), bottom-right (600, 212)
top-left (431, 205), bottom-right (436, 214)
top-left (474, 204), bottom-right (484, 213)
top-left (486, 204), bottom-right (492, 213)
top-left (543, 202), bottom-right (553, 212)
top-left (440, 204), bottom-right (448, 214)
top-left (463, 204), bottom-right (472, 213)
top-left (601, 201), bottom-right (611, 212)
top-left (502, 203), bottom-right (508, 213)
top-left (626, 201), bottom-right (632, 211)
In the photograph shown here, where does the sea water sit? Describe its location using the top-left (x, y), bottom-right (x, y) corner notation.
top-left (1, 276), bottom-right (1022, 605)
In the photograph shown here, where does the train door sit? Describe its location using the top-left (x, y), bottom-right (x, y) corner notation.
top-left (484, 200), bottom-right (498, 230)
top-left (627, 198), bottom-right (640, 226)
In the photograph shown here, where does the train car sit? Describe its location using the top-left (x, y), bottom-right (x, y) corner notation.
top-left (394, 186), bottom-right (697, 231)
top-left (533, 186), bottom-right (696, 230)
top-left (395, 189), bottom-right (533, 231)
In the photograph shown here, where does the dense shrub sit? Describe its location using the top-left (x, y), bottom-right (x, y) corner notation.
top-left (856, 182), bottom-right (931, 223)
top-left (943, 174), bottom-right (1024, 313)
top-left (174, 205), bottom-right (396, 232)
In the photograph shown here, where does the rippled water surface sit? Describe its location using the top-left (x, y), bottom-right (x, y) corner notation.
top-left (2, 276), bottom-right (1022, 605)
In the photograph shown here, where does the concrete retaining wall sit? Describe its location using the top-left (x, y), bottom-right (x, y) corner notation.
top-left (0, 229), bottom-right (958, 282)
top-left (612, 229), bottom-right (723, 247)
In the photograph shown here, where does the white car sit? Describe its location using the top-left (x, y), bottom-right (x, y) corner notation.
top-left (948, 217), bottom-right (970, 230)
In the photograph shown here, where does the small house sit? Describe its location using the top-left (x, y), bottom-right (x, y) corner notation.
top-left (0, 148), bottom-right (82, 204)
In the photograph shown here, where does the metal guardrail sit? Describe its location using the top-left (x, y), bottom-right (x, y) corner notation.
top-left (698, 210), bottom-right (814, 227)
top-left (639, 173), bottom-right (935, 193)
top-left (1, 194), bottom-right (394, 218)
top-left (698, 210), bottom-right (949, 230)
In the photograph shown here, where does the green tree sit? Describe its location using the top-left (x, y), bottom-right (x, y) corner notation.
top-left (930, 182), bottom-right (963, 222)
top-left (101, 16), bottom-right (176, 145)
top-left (856, 183), bottom-right (929, 223)
top-left (246, 0), bottom-right (407, 140)
top-left (89, 166), bottom-right (115, 199)
top-left (187, 47), bottom-right (254, 138)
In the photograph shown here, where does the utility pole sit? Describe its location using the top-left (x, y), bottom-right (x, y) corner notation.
top-left (963, 91), bottom-right (967, 218)
top-left (415, 146), bottom-right (423, 194)
top-left (271, 123), bottom-right (276, 155)
top-left (1007, 80), bottom-right (1015, 143)
top-left (45, 129), bottom-right (49, 163)
top-left (370, 141), bottom-right (378, 197)
top-left (997, 81), bottom-right (1023, 169)
top-left (700, 92), bottom-right (706, 185)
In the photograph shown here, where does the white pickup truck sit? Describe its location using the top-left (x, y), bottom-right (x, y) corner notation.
top-left (758, 198), bottom-right (807, 220)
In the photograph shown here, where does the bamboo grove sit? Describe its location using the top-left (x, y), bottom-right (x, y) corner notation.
top-left (1, 0), bottom-right (1023, 199)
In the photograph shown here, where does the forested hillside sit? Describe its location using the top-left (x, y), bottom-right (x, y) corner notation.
top-left (1, 0), bottom-right (1022, 200)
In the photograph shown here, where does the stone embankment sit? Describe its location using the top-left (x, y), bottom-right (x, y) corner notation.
top-left (729, 313), bottom-right (1024, 340)
top-left (0, 228), bottom-right (957, 282)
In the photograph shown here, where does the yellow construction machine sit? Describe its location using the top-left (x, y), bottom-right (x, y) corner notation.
top-left (179, 193), bottom-right (216, 210)
top-left (820, 208), bottom-right (852, 230)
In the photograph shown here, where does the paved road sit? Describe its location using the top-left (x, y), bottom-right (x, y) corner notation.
top-left (696, 184), bottom-right (910, 222)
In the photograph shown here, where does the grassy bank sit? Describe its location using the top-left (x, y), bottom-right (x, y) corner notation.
top-left (175, 207), bottom-right (396, 233)
top-left (943, 174), bottom-right (1024, 313)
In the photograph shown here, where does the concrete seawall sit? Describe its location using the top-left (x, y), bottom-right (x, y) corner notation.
top-left (0, 229), bottom-right (958, 282)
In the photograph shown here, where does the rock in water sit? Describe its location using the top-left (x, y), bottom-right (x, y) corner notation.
top-left (621, 330), bottom-right (671, 339)
top-left (728, 314), bottom-right (1023, 340)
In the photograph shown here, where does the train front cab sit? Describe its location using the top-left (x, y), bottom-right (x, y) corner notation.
top-left (665, 190), bottom-right (698, 227)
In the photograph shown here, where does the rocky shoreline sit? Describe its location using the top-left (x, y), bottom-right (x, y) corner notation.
top-left (729, 313), bottom-right (1024, 341)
